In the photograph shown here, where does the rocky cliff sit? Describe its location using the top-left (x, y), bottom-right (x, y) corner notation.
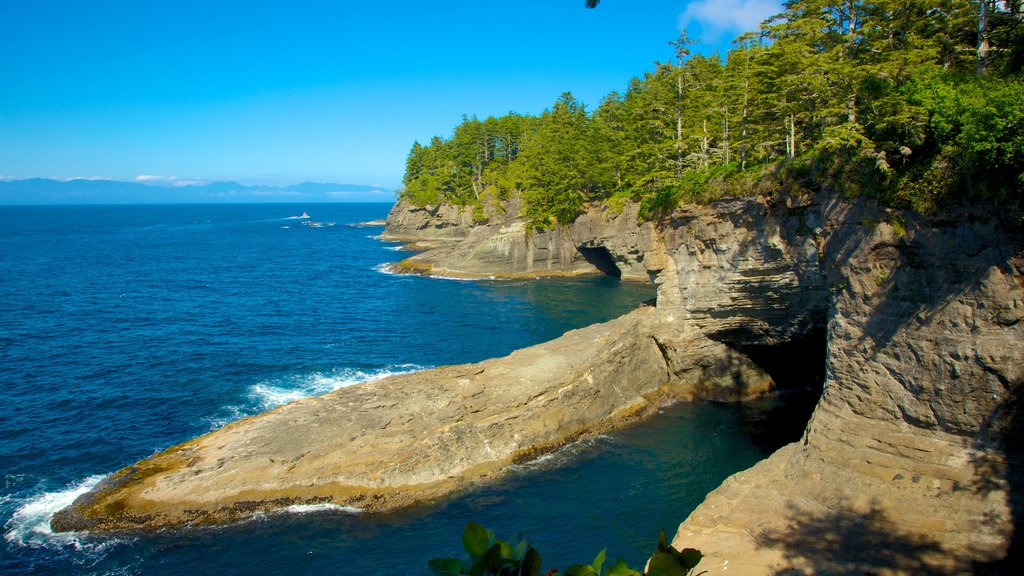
top-left (52, 196), bottom-right (786, 531)
top-left (379, 198), bottom-right (477, 243)
top-left (672, 199), bottom-right (1024, 574)
top-left (383, 199), bottom-right (653, 281)
top-left (379, 195), bottom-right (1024, 572)
top-left (54, 194), bottom-right (1023, 574)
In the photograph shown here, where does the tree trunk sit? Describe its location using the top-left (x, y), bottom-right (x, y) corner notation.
top-left (790, 113), bottom-right (796, 158)
top-left (978, 0), bottom-right (990, 76)
top-left (702, 118), bottom-right (709, 168)
top-left (845, 0), bottom-right (858, 57)
top-left (677, 71), bottom-right (684, 180)
top-left (723, 107), bottom-right (730, 166)
top-left (741, 62), bottom-right (749, 171)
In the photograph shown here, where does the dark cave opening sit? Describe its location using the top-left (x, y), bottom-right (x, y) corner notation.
top-left (732, 327), bottom-right (829, 453)
top-left (739, 327), bottom-right (828, 395)
top-left (577, 245), bottom-right (622, 278)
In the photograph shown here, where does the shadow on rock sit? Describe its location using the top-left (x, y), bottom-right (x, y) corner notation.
top-left (971, 384), bottom-right (1024, 574)
top-left (754, 502), bottom-right (948, 575)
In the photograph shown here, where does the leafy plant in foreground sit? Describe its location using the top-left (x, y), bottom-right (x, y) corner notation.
top-left (429, 522), bottom-right (705, 576)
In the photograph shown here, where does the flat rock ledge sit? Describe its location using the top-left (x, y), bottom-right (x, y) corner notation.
top-left (53, 306), bottom-right (773, 533)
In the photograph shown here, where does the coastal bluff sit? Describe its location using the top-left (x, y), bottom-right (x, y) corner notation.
top-left (374, 195), bottom-right (1024, 573)
top-left (54, 194), bottom-right (1023, 574)
top-left (51, 217), bottom-right (779, 533)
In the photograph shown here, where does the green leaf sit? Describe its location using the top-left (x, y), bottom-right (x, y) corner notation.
top-left (677, 548), bottom-right (703, 570)
top-left (513, 539), bottom-right (530, 562)
top-left (497, 539), bottom-right (514, 560)
top-left (469, 544), bottom-right (503, 576)
top-left (591, 548), bottom-right (607, 574)
top-left (564, 564), bottom-right (598, 576)
top-left (657, 529), bottom-right (670, 552)
top-left (604, 559), bottom-right (641, 576)
top-left (463, 522), bottom-right (490, 559)
top-left (647, 551), bottom-right (686, 576)
top-left (520, 547), bottom-right (542, 576)
top-left (429, 558), bottom-right (469, 576)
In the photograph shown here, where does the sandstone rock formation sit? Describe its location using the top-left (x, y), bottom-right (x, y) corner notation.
top-left (379, 195), bottom-right (1024, 572)
top-left (379, 198), bottom-right (477, 244)
top-left (671, 199), bottom-right (1024, 574)
top-left (385, 200), bottom-right (653, 281)
top-left (54, 193), bottom-right (1024, 575)
top-left (52, 304), bottom-right (774, 533)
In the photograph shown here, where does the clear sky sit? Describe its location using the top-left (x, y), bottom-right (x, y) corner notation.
top-left (0, 1), bottom-right (781, 189)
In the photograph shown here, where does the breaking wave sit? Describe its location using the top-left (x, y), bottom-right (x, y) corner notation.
top-left (3, 474), bottom-right (131, 558)
top-left (208, 365), bottom-right (428, 429)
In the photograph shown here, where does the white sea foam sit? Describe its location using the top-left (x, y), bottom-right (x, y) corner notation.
top-left (509, 435), bottom-right (612, 472)
top-left (423, 274), bottom-right (485, 282)
top-left (371, 262), bottom-right (491, 282)
top-left (209, 365), bottom-right (428, 429)
top-left (249, 365), bottom-right (425, 411)
top-left (3, 474), bottom-right (129, 554)
top-left (279, 503), bottom-right (364, 515)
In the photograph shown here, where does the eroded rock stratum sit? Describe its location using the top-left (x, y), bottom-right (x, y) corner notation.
top-left (55, 194), bottom-right (1023, 574)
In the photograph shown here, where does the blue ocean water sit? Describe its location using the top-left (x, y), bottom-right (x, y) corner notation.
top-left (0, 204), bottom-right (808, 575)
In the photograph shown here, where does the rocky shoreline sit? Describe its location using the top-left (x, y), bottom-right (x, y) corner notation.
top-left (52, 303), bottom-right (774, 533)
top-left (54, 194), bottom-right (1023, 574)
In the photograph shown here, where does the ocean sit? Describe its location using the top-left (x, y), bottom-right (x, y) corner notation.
top-left (0, 203), bottom-right (810, 575)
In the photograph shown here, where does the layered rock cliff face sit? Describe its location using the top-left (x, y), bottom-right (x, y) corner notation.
top-left (53, 198), bottom-right (792, 532)
top-left (379, 198), bottom-right (477, 243)
top-left (383, 199), bottom-right (653, 281)
top-left (54, 193), bottom-right (1023, 574)
top-left (674, 199), bottom-right (1024, 574)
top-left (382, 194), bottom-right (1024, 572)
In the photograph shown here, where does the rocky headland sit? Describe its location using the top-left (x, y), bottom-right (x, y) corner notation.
top-left (55, 193), bottom-right (1022, 574)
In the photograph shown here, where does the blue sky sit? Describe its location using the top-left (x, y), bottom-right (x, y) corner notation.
top-left (0, 1), bottom-right (781, 189)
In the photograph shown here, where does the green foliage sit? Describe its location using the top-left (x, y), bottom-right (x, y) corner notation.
top-left (430, 523), bottom-right (704, 576)
top-left (901, 74), bottom-right (1024, 209)
top-left (402, 1), bottom-right (1024, 218)
top-left (430, 522), bottom-right (545, 576)
top-left (645, 529), bottom-right (705, 576)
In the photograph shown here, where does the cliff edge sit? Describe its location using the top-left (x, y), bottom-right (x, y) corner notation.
top-left (672, 198), bottom-right (1024, 574)
top-left (379, 195), bottom-right (1024, 573)
top-left (54, 194), bottom-right (1023, 574)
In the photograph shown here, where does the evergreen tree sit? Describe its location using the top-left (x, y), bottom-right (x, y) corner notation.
top-left (399, 0), bottom-right (1022, 217)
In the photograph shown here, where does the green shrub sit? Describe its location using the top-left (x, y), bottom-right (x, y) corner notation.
top-left (429, 522), bottom-right (705, 576)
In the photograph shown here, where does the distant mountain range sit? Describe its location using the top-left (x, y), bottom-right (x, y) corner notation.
top-left (0, 178), bottom-right (395, 205)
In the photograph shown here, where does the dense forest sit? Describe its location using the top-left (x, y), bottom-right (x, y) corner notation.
top-left (400, 1), bottom-right (1023, 227)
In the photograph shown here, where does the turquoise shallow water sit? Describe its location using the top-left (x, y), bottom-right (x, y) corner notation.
top-left (0, 203), bottom-right (810, 575)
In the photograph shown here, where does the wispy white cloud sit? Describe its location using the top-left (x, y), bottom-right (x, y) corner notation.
top-left (324, 189), bottom-right (389, 199)
top-left (172, 179), bottom-right (207, 187)
top-left (680, 0), bottom-right (782, 42)
top-left (134, 174), bottom-right (208, 187)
